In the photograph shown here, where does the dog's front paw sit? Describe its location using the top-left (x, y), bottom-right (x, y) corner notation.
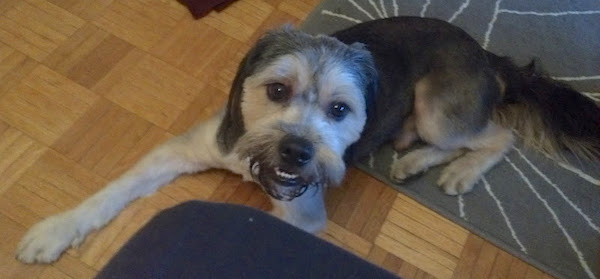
top-left (437, 162), bottom-right (481, 195)
top-left (390, 152), bottom-right (428, 182)
top-left (16, 212), bottom-right (82, 263)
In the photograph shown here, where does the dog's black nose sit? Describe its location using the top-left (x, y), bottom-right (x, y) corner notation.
top-left (279, 135), bottom-right (314, 167)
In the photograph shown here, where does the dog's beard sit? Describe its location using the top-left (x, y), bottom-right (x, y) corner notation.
top-left (235, 128), bottom-right (347, 201)
top-left (247, 156), bottom-right (319, 201)
top-left (247, 155), bottom-right (323, 201)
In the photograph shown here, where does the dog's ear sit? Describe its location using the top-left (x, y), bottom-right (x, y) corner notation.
top-left (356, 44), bottom-right (379, 118)
top-left (343, 42), bottom-right (380, 163)
top-left (217, 39), bottom-right (268, 154)
top-left (346, 41), bottom-right (378, 113)
top-left (217, 27), bottom-right (304, 154)
top-left (349, 41), bottom-right (366, 50)
top-left (280, 23), bottom-right (295, 31)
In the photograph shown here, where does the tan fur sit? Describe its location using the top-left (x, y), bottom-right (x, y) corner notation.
top-left (241, 54), bottom-right (310, 129)
top-left (391, 75), bottom-right (515, 194)
top-left (437, 122), bottom-right (514, 194)
top-left (495, 74), bottom-right (506, 99)
top-left (393, 114), bottom-right (418, 151)
top-left (492, 103), bottom-right (599, 161)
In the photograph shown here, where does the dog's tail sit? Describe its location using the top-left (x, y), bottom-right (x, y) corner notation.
top-left (489, 54), bottom-right (600, 160)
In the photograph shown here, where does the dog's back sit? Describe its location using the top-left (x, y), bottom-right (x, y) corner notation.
top-left (335, 16), bottom-right (599, 162)
top-left (334, 17), bottom-right (599, 194)
top-left (333, 17), bottom-right (499, 159)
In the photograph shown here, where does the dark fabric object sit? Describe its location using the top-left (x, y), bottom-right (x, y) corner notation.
top-left (96, 201), bottom-right (399, 279)
top-left (177, 0), bottom-right (237, 19)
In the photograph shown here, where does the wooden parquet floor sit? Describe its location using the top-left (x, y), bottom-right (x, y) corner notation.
top-left (0, 0), bottom-right (554, 278)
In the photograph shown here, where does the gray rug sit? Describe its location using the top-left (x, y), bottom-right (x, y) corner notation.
top-left (300, 1), bottom-right (600, 279)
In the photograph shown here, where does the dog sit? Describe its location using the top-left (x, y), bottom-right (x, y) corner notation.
top-left (16, 17), bottom-right (600, 264)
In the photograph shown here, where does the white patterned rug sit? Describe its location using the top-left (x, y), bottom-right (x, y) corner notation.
top-left (300, 1), bottom-right (600, 279)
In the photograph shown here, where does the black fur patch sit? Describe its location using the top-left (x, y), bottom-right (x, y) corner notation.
top-left (334, 17), bottom-right (496, 160)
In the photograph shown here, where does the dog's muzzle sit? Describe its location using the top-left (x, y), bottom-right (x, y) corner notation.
top-left (245, 135), bottom-right (322, 201)
top-left (249, 158), bottom-right (316, 201)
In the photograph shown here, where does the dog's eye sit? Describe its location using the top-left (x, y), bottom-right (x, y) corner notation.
top-left (266, 83), bottom-right (290, 102)
top-left (328, 102), bottom-right (350, 121)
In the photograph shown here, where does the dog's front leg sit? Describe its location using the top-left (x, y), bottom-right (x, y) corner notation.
top-left (270, 186), bottom-right (328, 233)
top-left (16, 113), bottom-right (226, 264)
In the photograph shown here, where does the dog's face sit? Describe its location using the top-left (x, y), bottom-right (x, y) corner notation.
top-left (218, 27), bottom-right (377, 201)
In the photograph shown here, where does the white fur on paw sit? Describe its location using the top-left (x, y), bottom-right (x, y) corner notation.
top-left (16, 212), bottom-right (81, 264)
top-left (437, 162), bottom-right (481, 195)
top-left (390, 152), bottom-right (429, 182)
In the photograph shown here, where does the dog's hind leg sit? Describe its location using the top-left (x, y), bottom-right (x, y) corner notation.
top-left (391, 69), bottom-right (513, 195)
top-left (392, 114), bottom-right (420, 151)
top-left (437, 122), bottom-right (514, 195)
top-left (391, 146), bottom-right (465, 182)
top-left (16, 112), bottom-right (227, 263)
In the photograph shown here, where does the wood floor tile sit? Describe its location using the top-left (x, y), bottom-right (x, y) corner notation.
top-left (524, 267), bottom-right (546, 279)
top-left (488, 249), bottom-right (515, 279)
top-left (451, 234), bottom-right (484, 279)
top-left (0, 0), bottom-right (20, 14)
top-left (360, 185), bottom-right (397, 242)
top-left (104, 127), bottom-right (173, 181)
top-left (44, 23), bottom-right (134, 89)
top-left (0, 215), bottom-right (45, 279)
top-left (367, 245), bottom-right (391, 266)
top-left (0, 65), bottom-right (98, 145)
top-left (376, 194), bottom-right (470, 279)
top-left (376, 224), bottom-right (456, 279)
top-left (0, 184), bottom-right (60, 229)
top-left (53, 97), bottom-right (171, 181)
top-left (320, 220), bottom-right (372, 257)
top-left (243, 185), bottom-right (272, 210)
top-left (345, 171), bottom-right (387, 234)
top-left (158, 173), bottom-right (221, 203)
top-left (201, 0), bottom-right (274, 43)
top-left (48, 254), bottom-right (97, 279)
top-left (470, 241), bottom-right (500, 279)
top-left (100, 54), bottom-right (205, 129)
top-left (330, 168), bottom-right (368, 226)
top-left (52, 99), bottom-right (155, 179)
top-left (46, 0), bottom-right (114, 21)
top-left (168, 84), bottom-right (228, 135)
top-left (0, 44), bottom-right (38, 96)
top-left (278, 0), bottom-right (321, 21)
top-left (0, 127), bottom-right (47, 195)
top-left (92, 0), bottom-right (187, 51)
top-left (386, 207), bottom-right (465, 258)
top-left (0, 0), bottom-right (84, 61)
top-left (507, 256), bottom-right (532, 278)
top-left (247, 8), bottom-right (303, 44)
top-left (395, 194), bottom-right (469, 245)
top-left (208, 173), bottom-right (248, 202)
top-left (74, 199), bottom-right (148, 268)
top-left (150, 19), bottom-right (247, 89)
top-left (398, 261), bottom-right (420, 279)
top-left (43, 23), bottom-right (109, 74)
top-left (16, 150), bottom-right (108, 211)
top-left (381, 251), bottom-right (405, 274)
top-left (0, 135), bottom-right (46, 198)
top-left (38, 266), bottom-right (71, 279)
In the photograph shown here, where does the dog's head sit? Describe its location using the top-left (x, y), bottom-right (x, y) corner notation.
top-left (217, 27), bottom-right (378, 201)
